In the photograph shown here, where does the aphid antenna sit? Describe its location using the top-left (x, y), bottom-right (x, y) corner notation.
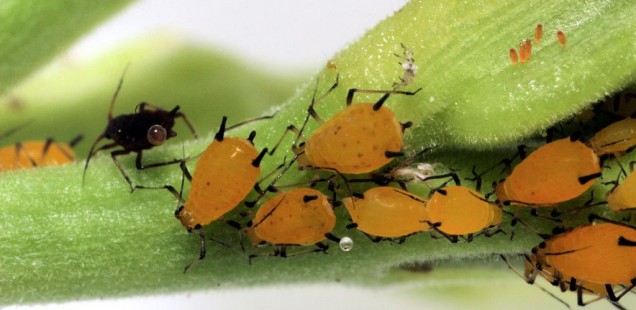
top-left (108, 64), bottom-right (130, 121)
top-left (499, 254), bottom-right (572, 309)
top-left (225, 110), bottom-right (279, 132)
top-left (292, 74), bottom-right (340, 149)
top-left (0, 120), bottom-right (34, 141)
top-left (588, 214), bottom-right (636, 230)
top-left (245, 154), bottom-right (299, 208)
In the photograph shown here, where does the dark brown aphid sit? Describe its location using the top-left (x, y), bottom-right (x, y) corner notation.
top-left (83, 70), bottom-right (197, 191)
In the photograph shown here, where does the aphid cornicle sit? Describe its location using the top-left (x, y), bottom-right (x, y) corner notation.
top-left (343, 186), bottom-right (430, 241)
top-left (83, 70), bottom-right (197, 191)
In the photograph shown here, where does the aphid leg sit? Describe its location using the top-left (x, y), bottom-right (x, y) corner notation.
top-left (293, 74), bottom-right (340, 147)
top-left (134, 151), bottom-right (183, 171)
top-left (110, 149), bottom-right (136, 192)
top-left (183, 232), bottom-right (207, 273)
top-left (425, 221), bottom-right (458, 243)
top-left (14, 142), bottom-right (37, 167)
top-left (562, 191), bottom-right (606, 215)
top-left (501, 255), bottom-right (572, 308)
top-left (588, 214), bottom-right (636, 230)
top-left (269, 124), bottom-right (300, 155)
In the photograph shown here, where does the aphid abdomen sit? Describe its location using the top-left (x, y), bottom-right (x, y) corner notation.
top-left (180, 138), bottom-right (260, 228)
top-left (305, 103), bottom-right (403, 174)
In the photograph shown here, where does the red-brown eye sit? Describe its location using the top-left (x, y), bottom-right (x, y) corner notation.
top-left (147, 125), bottom-right (167, 146)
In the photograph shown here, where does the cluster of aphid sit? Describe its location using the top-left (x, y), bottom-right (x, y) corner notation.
top-left (509, 24), bottom-right (566, 64)
top-left (3, 40), bottom-right (636, 308)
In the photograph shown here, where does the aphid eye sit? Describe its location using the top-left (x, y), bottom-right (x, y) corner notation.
top-left (147, 125), bottom-right (167, 146)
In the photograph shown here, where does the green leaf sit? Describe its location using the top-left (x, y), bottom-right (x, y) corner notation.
top-left (1, 0), bottom-right (635, 306)
top-left (0, 0), bottom-right (134, 93)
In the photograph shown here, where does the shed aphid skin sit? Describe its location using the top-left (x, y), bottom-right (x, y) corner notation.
top-left (529, 215), bottom-right (636, 307)
top-left (557, 30), bottom-right (566, 47)
top-left (343, 186), bottom-right (430, 242)
top-left (534, 23), bottom-right (543, 44)
top-left (393, 43), bottom-right (418, 88)
top-left (83, 68), bottom-right (197, 192)
top-left (248, 187), bottom-right (340, 262)
top-left (0, 135), bottom-right (83, 170)
top-left (326, 59), bottom-right (337, 72)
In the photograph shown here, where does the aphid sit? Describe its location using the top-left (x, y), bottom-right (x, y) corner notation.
top-left (557, 30), bottom-right (566, 47)
top-left (83, 70), bottom-right (197, 191)
top-left (587, 118), bottom-right (636, 157)
top-left (342, 186), bottom-right (430, 241)
top-left (530, 217), bottom-right (636, 306)
top-left (171, 116), bottom-right (267, 271)
top-left (509, 48), bottom-right (519, 64)
top-left (426, 185), bottom-right (503, 241)
top-left (607, 166), bottom-right (636, 212)
top-left (0, 136), bottom-right (83, 170)
top-left (534, 23), bottom-right (543, 44)
top-left (249, 188), bottom-right (338, 259)
top-left (293, 84), bottom-right (419, 174)
top-left (500, 137), bottom-right (602, 207)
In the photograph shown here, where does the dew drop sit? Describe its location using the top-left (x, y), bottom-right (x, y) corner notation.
top-left (339, 237), bottom-right (354, 252)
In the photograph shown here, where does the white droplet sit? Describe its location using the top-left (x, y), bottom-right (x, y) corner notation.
top-left (339, 237), bottom-right (354, 252)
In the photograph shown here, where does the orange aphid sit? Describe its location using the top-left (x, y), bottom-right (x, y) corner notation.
top-left (509, 48), bottom-right (519, 64)
top-left (607, 169), bottom-right (636, 212)
top-left (176, 117), bottom-right (266, 231)
top-left (531, 222), bottom-right (636, 306)
top-left (427, 186), bottom-right (502, 238)
top-left (252, 188), bottom-right (336, 246)
top-left (534, 23), bottom-right (543, 44)
top-left (343, 187), bottom-right (430, 239)
top-left (557, 30), bottom-right (566, 47)
top-left (502, 137), bottom-right (601, 207)
top-left (0, 139), bottom-right (80, 171)
top-left (587, 118), bottom-right (636, 156)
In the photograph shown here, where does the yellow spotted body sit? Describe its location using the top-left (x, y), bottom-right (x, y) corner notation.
top-left (178, 137), bottom-right (260, 230)
top-left (607, 169), bottom-right (636, 212)
top-left (588, 118), bottom-right (636, 156)
top-left (342, 187), bottom-right (430, 238)
top-left (504, 138), bottom-right (600, 206)
top-left (427, 186), bottom-right (501, 235)
top-left (0, 141), bottom-right (76, 170)
top-left (304, 103), bottom-right (403, 174)
top-left (253, 188), bottom-right (335, 246)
